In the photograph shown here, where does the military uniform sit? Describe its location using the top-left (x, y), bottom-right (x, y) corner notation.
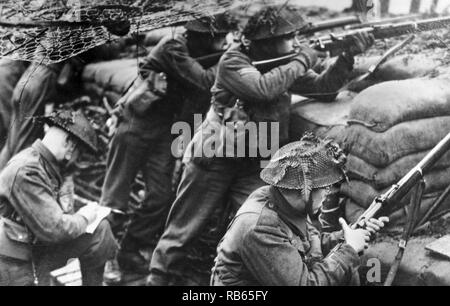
top-left (0, 111), bottom-right (117, 286)
top-left (100, 15), bottom-right (236, 267)
top-left (148, 7), bottom-right (359, 284)
top-left (211, 186), bottom-right (360, 286)
top-left (211, 133), bottom-right (370, 286)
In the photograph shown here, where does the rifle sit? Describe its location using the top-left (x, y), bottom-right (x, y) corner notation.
top-left (331, 131), bottom-right (450, 285)
top-left (314, 15), bottom-right (450, 56)
top-left (195, 15), bottom-right (368, 68)
top-left (195, 51), bottom-right (226, 68)
top-left (353, 131), bottom-right (450, 229)
top-left (345, 13), bottom-right (422, 30)
top-left (298, 16), bottom-right (362, 36)
top-left (254, 15), bottom-right (450, 66)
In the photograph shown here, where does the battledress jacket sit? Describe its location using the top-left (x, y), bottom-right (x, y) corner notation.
top-left (138, 34), bottom-right (218, 125)
top-left (185, 45), bottom-right (354, 162)
top-left (212, 186), bottom-right (361, 286)
top-left (0, 140), bottom-right (88, 247)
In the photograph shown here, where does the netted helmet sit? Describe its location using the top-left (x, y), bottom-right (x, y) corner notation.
top-left (185, 12), bottom-right (239, 35)
top-left (243, 5), bottom-right (306, 41)
top-left (260, 133), bottom-right (347, 201)
top-left (43, 110), bottom-right (98, 154)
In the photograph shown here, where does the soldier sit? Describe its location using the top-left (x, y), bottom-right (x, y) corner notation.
top-left (147, 5), bottom-right (375, 285)
top-left (0, 62), bottom-right (65, 170)
top-left (211, 135), bottom-right (389, 286)
top-left (0, 110), bottom-right (117, 286)
top-left (0, 44), bottom-right (121, 170)
top-left (100, 13), bottom-right (238, 278)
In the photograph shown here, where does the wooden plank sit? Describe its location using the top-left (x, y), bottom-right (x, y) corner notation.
top-left (425, 235), bottom-right (450, 260)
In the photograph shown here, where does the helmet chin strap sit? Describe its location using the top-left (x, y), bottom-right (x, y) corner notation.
top-left (308, 187), bottom-right (332, 217)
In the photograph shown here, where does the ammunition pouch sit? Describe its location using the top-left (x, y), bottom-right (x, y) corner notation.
top-left (220, 99), bottom-right (252, 157)
top-left (120, 71), bottom-right (167, 115)
top-left (0, 217), bottom-right (32, 262)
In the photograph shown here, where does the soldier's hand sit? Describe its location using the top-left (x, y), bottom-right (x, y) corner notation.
top-left (364, 217), bottom-right (389, 237)
top-left (339, 218), bottom-right (371, 254)
top-left (106, 114), bottom-right (119, 137)
top-left (77, 204), bottom-right (99, 225)
top-left (344, 31), bottom-right (375, 56)
top-left (294, 45), bottom-right (319, 71)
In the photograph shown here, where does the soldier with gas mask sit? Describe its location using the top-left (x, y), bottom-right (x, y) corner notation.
top-left (211, 134), bottom-right (389, 286)
top-left (0, 110), bottom-right (117, 286)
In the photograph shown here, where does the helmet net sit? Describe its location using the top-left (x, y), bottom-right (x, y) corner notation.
top-left (260, 134), bottom-right (347, 200)
top-left (0, 0), bottom-right (266, 64)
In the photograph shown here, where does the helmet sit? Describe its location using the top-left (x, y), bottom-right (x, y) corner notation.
top-left (185, 12), bottom-right (238, 35)
top-left (260, 133), bottom-right (347, 201)
top-left (43, 109), bottom-right (98, 153)
top-left (243, 5), bottom-right (306, 41)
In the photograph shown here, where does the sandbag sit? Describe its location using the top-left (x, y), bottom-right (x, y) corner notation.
top-left (354, 54), bottom-right (440, 80)
top-left (341, 171), bottom-right (449, 210)
top-left (344, 193), bottom-right (450, 228)
top-left (323, 116), bottom-right (450, 167)
top-left (346, 150), bottom-right (450, 189)
top-left (347, 54), bottom-right (441, 92)
top-left (317, 54), bottom-right (439, 81)
top-left (144, 27), bottom-right (184, 46)
top-left (348, 78), bottom-right (450, 132)
top-left (290, 91), bottom-right (357, 127)
top-left (82, 83), bottom-right (122, 106)
top-left (82, 59), bottom-right (138, 105)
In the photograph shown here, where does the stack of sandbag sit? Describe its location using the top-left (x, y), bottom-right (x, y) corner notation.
top-left (291, 53), bottom-right (442, 141)
top-left (347, 53), bottom-right (441, 92)
top-left (313, 78), bottom-right (450, 227)
top-left (314, 53), bottom-right (441, 92)
top-left (81, 59), bottom-right (138, 105)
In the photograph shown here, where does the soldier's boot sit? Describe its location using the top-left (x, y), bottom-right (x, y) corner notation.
top-left (81, 265), bottom-right (105, 286)
top-left (146, 271), bottom-right (171, 286)
top-left (103, 258), bottom-right (123, 285)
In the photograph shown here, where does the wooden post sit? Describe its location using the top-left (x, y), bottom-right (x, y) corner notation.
top-left (379, 0), bottom-right (390, 16)
top-left (410, 0), bottom-right (422, 13)
top-left (431, 0), bottom-right (439, 14)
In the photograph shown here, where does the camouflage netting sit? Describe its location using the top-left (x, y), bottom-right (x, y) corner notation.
top-left (0, 0), bottom-right (260, 64)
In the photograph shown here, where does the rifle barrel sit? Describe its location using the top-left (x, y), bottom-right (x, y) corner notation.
top-left (345, 14), bottom-right (422, 30)
top-left (299, 16), bottom-right (361, 35)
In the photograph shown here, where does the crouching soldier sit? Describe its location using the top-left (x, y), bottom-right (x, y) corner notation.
top-left (211, 135), bottom-right (389, 286)
top-left (0, 110), bottom-right (118, 286)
